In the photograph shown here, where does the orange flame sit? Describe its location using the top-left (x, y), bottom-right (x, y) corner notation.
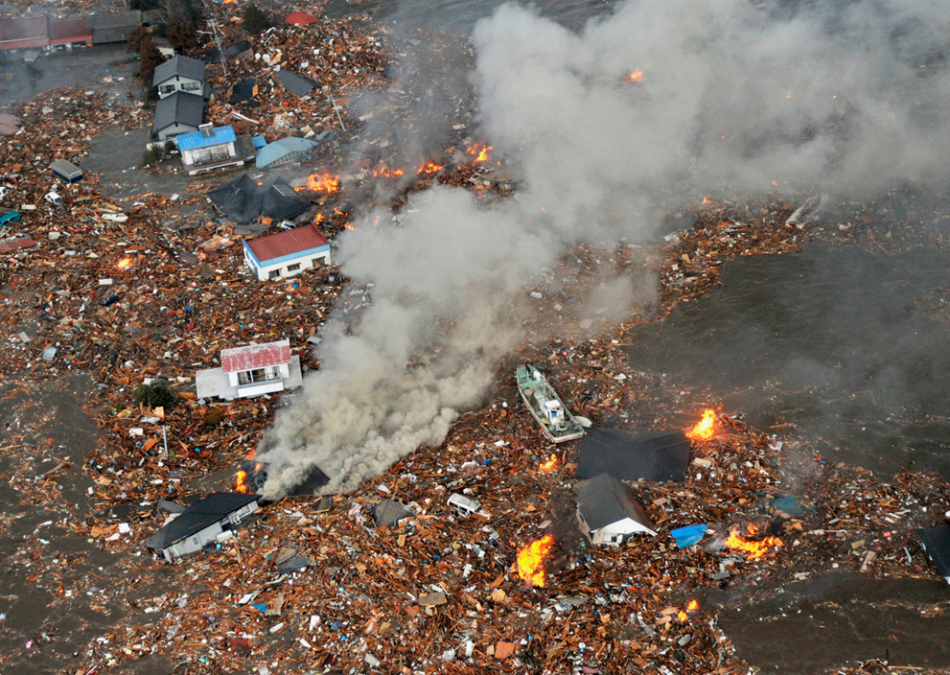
top-left (687, 409), bottom-right (717, 441)
top-left (235, 470), bottom-right (248, 493)
top-left (417, 161), bottom-right (445, 175)
top-left (315, 213), bottom-right (325, 223)
top-left (725, 525), bottom-right (782, 560)
top-left (677, 599), bottom-right (700, 622)
top-left (116, 257), bottom-right (133, 270)
top-left (372, 165), bottom-right (404, 178)
top-left (515, 534), bottom-right (553, 587)
top-left (677, 609), bottom-right (689, 622)
top-left (306, 173), bottom-right (340, 193)
top-left (702, 196), bottom-right (711, 204)
top-left (344, 223), bottom-right (357, 232)
top-left (466, 144), bottom-right (492, 163)
top-left (539, 455), bottom-right (557, 471)
top-left (625, 69), bottom-right (644, 83)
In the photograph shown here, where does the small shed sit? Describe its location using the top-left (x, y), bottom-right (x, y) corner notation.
top-left (196, 338), bottom-right (303, 400)
top-left (243, 222), bottom-right (331, 281)
top-left (919, 526), bottom-right (950, 584)
top-left (372, 499), bottom-right (414, 528)
top-left (576, 473), bottom-right (656, 546)
top-left (256, 136), bottom-right (318, 168)
top-left (145, 492), bottom-right (260, 562)
top-left (50, 159), bottom-right (83, 183)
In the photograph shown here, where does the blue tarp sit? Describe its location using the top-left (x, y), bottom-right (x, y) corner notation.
top-left (671, 524), bottom-right (708, 549)
top-left (772, 496), bottom-right (804, 516)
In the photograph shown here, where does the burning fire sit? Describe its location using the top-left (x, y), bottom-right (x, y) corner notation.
top-left (372, 165), bottom-right (404, 178)
top-left (625, 69), bottom-right (644, 83)
top-left (116, 257), bottom-right (133, 270)
top-left (687, 409), bottom-right (717, 441)
top-left (235, 469), bottom-right (249, 493)
top-left (677, 599), bottom-right (700, 622)
top-left (305, 172), bottom-right (340, 193)
top-left (466, 144), bottom-right (493, 163)
top-left (344, 223), bottom-right (358, 232)
top-left (417, 161), bottom-right (445, 175)
top-left (702, 196), bottom-right (711, 204)
top-left (539, 455), bottom-right (557, 471)
top-left (725, 523), bottom-right (782, 560)
top-left (515, 534), bottom-right (553, 587)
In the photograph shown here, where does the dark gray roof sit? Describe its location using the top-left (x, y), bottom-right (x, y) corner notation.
top-left (577, 428), bottom-right (689, 482)
top-left (87, 10), bottom-right (142, 29)
top-left (145, 492), bottom-right (259, 551)
top-left (274, 69), bottom-right (318, 97)
top-left (154, 91), bottom-right (204, 132)
top-left (153, 55), bottom-right (207, 86)
top-left (576, 473), bottom-right (654, 533)
top-left (371, 499), bottom-right (413, 528)
top-left (230, 78), bottom-right (258, 107)
top-left (919, 526), bottom-right (950, 578)
top-left (207, 175), bottom-right (310, 224)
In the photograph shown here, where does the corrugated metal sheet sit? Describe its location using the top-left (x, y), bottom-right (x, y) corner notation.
top-left (177, 125), bottom-right (236, 151)
top-left (246, 223), bottom-right (329, 263)
top-left (48, 17), bottom-right (92, 44)
top-left (0, 17), bottom-right (49, 51)
top-left (255, 137), bottom-right (318, 168)
top-left (220, 339), bottom-right (291, 373)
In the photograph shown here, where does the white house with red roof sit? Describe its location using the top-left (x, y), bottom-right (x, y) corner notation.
top-left (243, 222), bottom-right (331, 281)
top-left (195, 338), bottom-right (303, 400)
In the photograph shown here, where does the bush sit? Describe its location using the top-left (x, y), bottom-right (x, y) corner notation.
top-left (201, 407), bottom-right (226, 433)
top-left (133, 375), bottom-right (177, 409)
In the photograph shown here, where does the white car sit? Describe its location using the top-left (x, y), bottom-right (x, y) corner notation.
top-left (0, 186), bottom-right (8, 201)
top-left (101, 212), bottom-right (128, 223)
top-left (44, 191), bottom-right (62, 206)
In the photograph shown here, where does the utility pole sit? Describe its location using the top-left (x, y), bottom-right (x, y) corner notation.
top-left (203, 19), bottom-right (228, 76)
top-left (325, 87), bottom-right (346, 131)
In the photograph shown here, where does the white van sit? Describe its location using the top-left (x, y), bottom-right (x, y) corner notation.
top-left (447, 493), bottom-right (481, 518)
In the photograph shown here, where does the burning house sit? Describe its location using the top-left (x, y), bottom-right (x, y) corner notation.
top-left (575, 473), bottom-right (656, 546)
top-left (236, 458), bottom-right (328, 496)
top-left (145, 492), bottom-right (260, 562)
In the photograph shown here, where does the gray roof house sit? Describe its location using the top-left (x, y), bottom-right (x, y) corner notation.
top-left (146, 492), bottom-right (260, 562)
top-left (87, 10), bottom-right (142, 44)
top-left (153, 55), bottom-right (207, 99)
top-left (371, 499), bottom-right (414, 528)
top-left (274, 69), bottom-right (318, 97)
top-left (153, 91), bottom-right (204, 141)
top-left (575, 473), bottom-right (656, 546)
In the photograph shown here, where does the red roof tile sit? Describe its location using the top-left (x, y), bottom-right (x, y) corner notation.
top-left (246, 222), bottom-right (328, 264)
top-left (285, 11), bottom-right (318, 25)
top-left (49, 17), bottom-right (92, 44)
top-left (221, 339), bottom-right (291, 373)
top-left (0, 17), bottom-right (49, 51)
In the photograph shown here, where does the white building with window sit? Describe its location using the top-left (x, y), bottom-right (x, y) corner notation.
top-left (243, 222), bottom-right (332, 281)
top-left (195, 338), bottom-right (303, 400)
top-left (153, 55), bottom-right (207, 99)
top-left (176, 124), bottom-right (255, 175)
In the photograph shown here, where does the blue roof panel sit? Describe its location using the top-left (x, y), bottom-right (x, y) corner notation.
top-left (177, 126), bottom-right (237, 151)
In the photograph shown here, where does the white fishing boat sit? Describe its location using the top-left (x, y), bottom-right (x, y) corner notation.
top-left (516, 363), bottom-right (585, 443)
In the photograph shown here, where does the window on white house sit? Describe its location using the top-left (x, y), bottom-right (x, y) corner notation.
top-left (268, 269), bottom-right (281, 279)
top-left (181, 81), bottom-right (200, 91)
top-left (238, 367), bottom-right (280, 386)
top-left (312, 257), bottom-right (323, 269)
top-left (160, 84), bottom-right (176, 94)
top-left (287, 263), bottom-right (301, 272)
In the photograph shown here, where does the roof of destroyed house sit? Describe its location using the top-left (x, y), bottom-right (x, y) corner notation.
top-left (230, 78), bottom-right (258, 107)
top-left (919, 526), bottom-right (950, 578)
top-left (0, 113), bottom-right (21, 136)
top-left (0, 17), bottom-right (49, 50)
top-left (221, 338), bottom-right (292, 373)
top-left (153, 91), bottom-right (204, 132)
top-left (256, 136), bottom-right (318, 167)
top-left (576, 473), bottom-right (655, 533)
top-left (285, 11), bottom-right (318, 25)
top-left (576, 428), bottom-right (690, 482)
top-left (245, 222), bottom-right (329, 263)
top-left (207, 175), bottom-right (310, 224)
top-left (177, 125), bottom-right (236, 151)
top-left (87, 10), bottom-right (142, 29)
top-left (274, 69), bottom-right (319, 97)
top-left (48, 17), bottom-right (92, 44)
top-left (205, 40), bottom-right (252, 64)
top-left (145, 492), bottom-right (259, 552)
top-left (372, 500), bottom-right (414, 528)
top-left (0, 236), bottom-right (37, 253)
top-left (153, 55), bottom-right (207, 85)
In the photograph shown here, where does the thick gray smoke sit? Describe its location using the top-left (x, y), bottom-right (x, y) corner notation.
top-left (259, 0), bottom-right (950, 497)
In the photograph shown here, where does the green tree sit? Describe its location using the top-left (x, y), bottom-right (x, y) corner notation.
top-left (243, 4), bottom-right (274, 35)
top-left (138, 36), bottom-right (166, 86)
top-left (133, 375), bottom-right (178, 409)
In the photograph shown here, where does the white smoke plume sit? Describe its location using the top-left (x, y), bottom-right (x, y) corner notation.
top-left (259, 0), bottom-right (950, 497)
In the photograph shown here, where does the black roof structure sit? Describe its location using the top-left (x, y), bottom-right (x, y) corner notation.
top-left (240, 459), bottom-right (329, 497)
top-left (230, 78), bottom-right (258, 108)
top-left (207, 175), bottom-right (310, 224)
top-left (576, 428), bottom-right (690, 482)
top-left (206, 40), bottom-right (252, 64)
top-left (145, 492), bottom-right (258, 552)
top-left (153, 55), bottom-right (207, 86)
top-left (575, 473), bottom-right (655, 533)
top-left (372, 499), bottom-right (414, 528)
top-left (274, 69), bottom-right (318, 97)
top-left (154, 91), bottom-right (204, 133)
top-left (919, 526), bottom-right (950, 580)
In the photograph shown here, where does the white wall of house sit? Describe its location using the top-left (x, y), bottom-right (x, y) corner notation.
top-left (157, 75), bottom-right (205, 99)
top-left (182, 142), bottom-right (236, 166)
top-left (576, 510), bottom-right (655, 546)
top-left (157, 122), bottom-right (199, 141)
top-left (245, 247), bottom-right (332, 282)
top-left (226, 363), bottom-right (291, 398)
top-left (164, 522), bottom-right (222, 561)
